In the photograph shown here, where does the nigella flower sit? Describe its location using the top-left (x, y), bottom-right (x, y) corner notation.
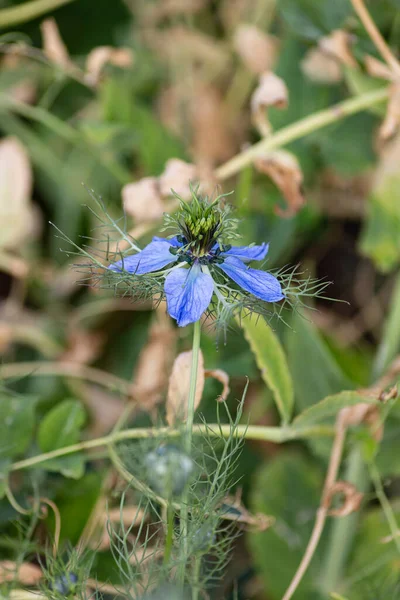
top-left (109, 189), bottom-right (284, 327)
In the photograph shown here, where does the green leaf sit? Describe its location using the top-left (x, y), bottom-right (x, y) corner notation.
top-left (38, 399), bottom-right (86, 451)
top-left (360, 140), bottom-right (400, 272)
top-left (248, 454), bottom-right (325, 600)
top-left (239, 315), bottom-right (294, 424)
top-left (278, 0), bottom-right (352, 40)
top-left (286, 313), bottom-right (353, 412)
top-left (373, 272), bottom-right (400, 380)
top-left (0, 459), bottom-right (10, 500)
top-left (345, 506), bottom-right (400, 599)
top-left (49, 472), bottom-right (102, 545)
top-left (0, 394), bottom-right (37, 458)
top-left (293, 391), bottom-right (378, 428)
top-left (310, 112), bottom-right (378, 176)
top-left (37, 400), bottom-right (86, 478)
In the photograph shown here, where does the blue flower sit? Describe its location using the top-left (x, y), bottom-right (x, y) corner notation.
top-left (109, 236), bottom-right (284, 327)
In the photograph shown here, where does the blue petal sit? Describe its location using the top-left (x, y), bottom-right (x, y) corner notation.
top-left (217, 256), bottom-right (284, 302)
top-left (165, 265), bottom-right (214, 327)
top-left (152, 236), bottom-right (182, 247)
top-left (222, 243), bottom-right (269, 262)
top-left (109, 240), bottom-right (177, 275)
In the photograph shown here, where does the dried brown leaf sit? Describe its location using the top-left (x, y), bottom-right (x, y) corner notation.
top-left (326, 481), bottom-right (364, 517)
top-left (0, 137), bottom-right (38, 250)
top-left (0, 561), bottom-right (42, 585)
top-left (62, 330), bottom-right (104, 364)
top-left (122, 177), bottom-right (165, 224)
top-left (158, 83), bottom-right (237, 168)
top-left (255, 150), bottom-right (305, 216)
top-left (141, 0), bottom-right (208, 23)
top-left (233, 25), bottom-right (279, 75)
top-left (204, 368), bottom-right (230, 401)
top-left (166, 349), bottom-right (205, 426)
top-left (251, 71), bottom-right (288, 135)
top-left (340, 402), bottom-right (383, 441)
top-left (365, 54), bottom-right (393, 81)
top-left (190, 84), bottom-right (237, 165)
top-left (148, 26), bottom-right (229, 78)
top-left (132, 311), bottom-right (176, 412)
top-left (319, 30), bottom-right (357, 68)
top-left (301, 48), bottom-right (342, 84)
top-left (41, 18), bottom-right (73, 69)
top-left (85, 46), bottom-right (134, 86)
top-left (159, 159), bottom-right (198, 200)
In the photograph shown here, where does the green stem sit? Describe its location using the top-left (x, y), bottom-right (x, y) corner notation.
top-left (10, 423), bottom-right (332, 473)
top-left (369, 461), bottom-right (400, 554)
top-left (319, 448), bottom-right (367, 595)
top-left (179, 320), bottom-right (202, 587)
top-left (164, 503), bottom-right (175, 566)
top-left (192, 557), bottom-right (201, 600)
top-left (0, 0), bottom-right (78, 29)
top-left (215, 87), bottom-right (389, 181)
top-left (185, 320), bottom-right (202, 453)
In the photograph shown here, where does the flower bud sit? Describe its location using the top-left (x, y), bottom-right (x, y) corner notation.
top-left (144, 444), bottom-right (194, 497)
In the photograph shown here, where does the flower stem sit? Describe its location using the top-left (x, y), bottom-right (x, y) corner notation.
top-left (0, 0), bottom-right (78, 28)
top-left (179, 320), bottom-right (202, 588)
top-left (164, 503), bottom-right (175, 566)
top-left (10, 423), bottom-right (332, 473)
top-left (319, 448), bottom-right (367, 595)
top-left (215, 87), bottom-right (389, 181)
top-left (185, 320), bottom-right (202, 453)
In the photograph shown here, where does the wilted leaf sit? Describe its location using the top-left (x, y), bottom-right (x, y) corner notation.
top-left (132, 311), bottom-right (176, 412)
top-left (233, 24), bottom-right (279, 75)
top-left (190, 84), bottom-right (236, 165)
top-left (85, 46), bottom-right (134, 86)
top-left (204, 368), bottom-right (230, 401)
top-left (166, 349), bottom-right (205, 425)
top-left (122, 177), bottom-right (165, 223)
top-left (159, 158), bottom-right (198, 199)
top-left (301, 47), bottom-right (342, 84)
top-left (0, 561), bottom-right (42, 585)
top-left (61, 329), bottom-right (104, 363)
top-left (319, 29), bottom-right (356, 68)
top-left (255, 149), bottom-right (305, 216)
top-left (239, 314), bottom-right (294, 424)
top-left (365, 55), bottom-right (393, 81)
top-left (251, 71), bottom-right (288, 135)
top-left (41, 18), bottom-right (73, 69)
top-left (148, 26), bottom-right (229, 78)
top-left (141, 0), bottom-right (208, 23)
top-left (0, 137), bottom-right (37, 250)
top-left (326, 481), bottom-right (363, 517)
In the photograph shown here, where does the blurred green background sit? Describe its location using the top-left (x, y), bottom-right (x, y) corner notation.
top-left (2, 0), bottom-right (400, 598)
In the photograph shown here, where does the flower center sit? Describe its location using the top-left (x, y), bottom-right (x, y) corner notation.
top-left (164, 185), bottom-right (239, 260)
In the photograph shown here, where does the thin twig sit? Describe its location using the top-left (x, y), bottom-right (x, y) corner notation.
top-left (282, 414), bottom-right (347, 600)
top-left (351, 0), bottom-right (400, 76)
